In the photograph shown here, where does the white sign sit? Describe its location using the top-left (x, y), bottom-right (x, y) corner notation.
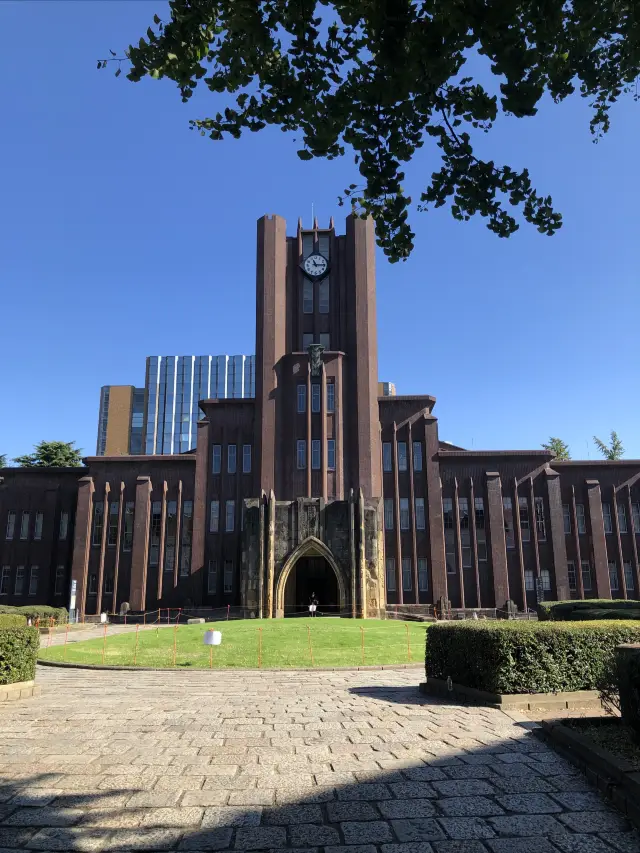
top-left (100, 613), bottom-right (107, 623)
top-left (204, 630), bottom-right (222, 646)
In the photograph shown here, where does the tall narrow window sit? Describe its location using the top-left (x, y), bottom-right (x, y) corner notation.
top-left (474, 497), bottom-right (485, 529)
top-left (535, 497), bottom-right (546, 541)
top-left (227, 444), bottom-right (237, 474)
top-left (519, 497), bottom-right (530, 542)
top-left (243, 444), bottom-right (252, 474)
top-left (327, 383), bottom-right (335, 413)
top-left (34, 511), bottom-right (44, 541)
top-left (59, 511), bottom-right (69, 541)
top-left (123, 502), bottom-right (134, 551)
top-left (164, 501), bottom-right (177, 573)
top-left (477, 542), bottom-right (488, 561)
top-left (149, 501), bottom-right (162, 566)
top-left (413, 442), bottom-right (423, 472)
top-left (0, 567), bottom-right (9, 596)
top-left (524, 570), bottom-right (535, 591)
top-left (319, 333), bottom-right (330, 349)
top-left (5, 511), bottom-right (16, 540)
top-left (576, 503), bottom-right (586, 534)
top-left (415, 498), bottom-right (426, 530)
top-left (303, 278), bottom-right (313, 313)
top-left (402, 557), bottom-right (412, 591)
top-left (311, 440), bottom-right (321, 470)
top-left (443, 498), bottom-right (453, 529)
top-left (104, 573), bottom-right (114, 595)
top-left (608, 561), bottom-right (619, 592)
top-left (224, 560), bottom-right (233, 594)
top-left (458, 498), bottom-right (469, 530)
top-left (462, 548), bottom-right (472, 568)
top-left (581, 561), bottom-right (592, 591)
top-left (382, 442), bottom-right (392, 472)
top-left (212, 444), bottom-right (222, 474)
top-left (503, 498), bottom-right (515, 549)
top-left (303, 333), bottom-right (313, 350)
top-left (563, 504), bottom-right (571, 534)
top-left (15, 566), bottom-right (25, 596)
top-left (92, 503), bottom-right (103, 546)
top-left (311, 384), bottom-right (321, 413)
top-left (318, 278), bottom-right (329, 313)
top-left (88, 573), bottom-right (97, 594)
top-left (567, 561), bottom-right (577, 591)
top-left (327, 439), bottom-right (336, 471)
top-left (418, 558), bottom-right (429, 591)
top-left (210, 500), bottom-right (220, 533)
top-left (602, 503), bottom-right (613, 533)
top-left (624, 562), bottom-right (635, 591)
top-left (386, 558), bottom-right (396, 592)
top-left (397, 442), bottom-right (408, 472)
top-left (384, 498), bottom-right (394, 531)
top-left (540, 569), bottom-right (551, 591)
top-left (108, 502), bottom-right (119, 546)
top-left (632, 502), bottom-right (640, 533)
top-left (20, 511), bottom-right (30, 541)
top-left (618, 503), bottom-right (628, 533)
top-left (297, 440), bottom-right (306, 470)
top-left (400, 498), bottom-right (410, 530)
top-left (28, 566), bottom-right (39, 596)
top-left (297, 384), bottom-right (306, 413)
top-left (208, 560), bottom-right (217, 594)
top-left (225, 500), bottom-right (235, 533)
top-left (180, 501), bottom-right (193, 576)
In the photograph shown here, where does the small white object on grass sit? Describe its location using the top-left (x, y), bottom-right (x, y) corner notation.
top-left (204, 630), bottom-right (222, 646)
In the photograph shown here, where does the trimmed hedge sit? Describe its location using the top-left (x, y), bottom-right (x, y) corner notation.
top-left (425, 620), bottom-right (640, 694)
top-left (0, 614), bottom-right (27, 629)
top-left (0, 626), bottom-right (40, 685)
top-left (538, 599), bottom-right (640, 621)
top-left (0, 605), bottom-right (68, 624)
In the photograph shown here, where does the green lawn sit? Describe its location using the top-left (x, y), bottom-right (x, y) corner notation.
top-left (38, 618), bottom-right (426, 669)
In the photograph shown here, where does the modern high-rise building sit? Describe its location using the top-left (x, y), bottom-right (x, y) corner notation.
top-left (96, 386), bottom-right (146, 456)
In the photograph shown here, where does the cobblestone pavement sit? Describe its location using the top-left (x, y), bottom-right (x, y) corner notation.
top-left (1, 666), bottom-right (638, 853)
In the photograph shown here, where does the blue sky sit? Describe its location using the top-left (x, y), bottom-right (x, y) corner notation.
top-left (1, 1), bottom-right (638, 462)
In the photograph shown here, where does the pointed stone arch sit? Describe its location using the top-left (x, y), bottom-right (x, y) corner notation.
top-left (275, 536), bottom-right (347, 617)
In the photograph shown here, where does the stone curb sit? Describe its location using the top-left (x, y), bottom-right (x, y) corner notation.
top-left (535, 718), bottom-right (640, 829)
top-left (0, 679), bottom-right (41, 702)
top-left (37, 659), bottom-right (424, 673)
top-left (419, 677), bottom-right (603, 711)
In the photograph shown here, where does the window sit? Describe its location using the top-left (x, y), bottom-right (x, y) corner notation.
top-left (524, 569), bottom-right (535, 591)
top-left (384, 498), bottom-right (394, 531)
top-left (208, 560), bottom-right (217, 594)
top-left (327, 383), bottom-right (335, 413)
top-left (382, 442), bottom-right (392, 472)
top-left (503, 498), bottom-right (515, 549)
top-left (165, 501), bottom-right (177, 572)
top-left (5, 511), bottom-right (15, 540)
top-left (618, 503), bottom-right (628, 533)
top-left (624, 562), bottom-right (635, 591)
top-left (477, 542), bottom-right (488, 561)
top-left (418, 558), bottom-right (429, 591)
top-left (446, 543), bottom-right (456, 574)
top-left (28, 566), bottom-right (39, 596)
top-left (540, 569), bottom-right (551, 591)
top-left (398, 442), bottom-right (408, 472)
top-left (297, 440), bottom-right (306, 470)
top-left (312, 440), bottom-right (321, 470)
top-left (576, 503), bottom-right (586, 534)
top-left (224, 560), bottom-right (233, 594)
top-left (608, 561), bottom-right (619, 592)
top-left (303, 278), bottom-right (313, 313)
top-left (327, 439), bottom-right (336, 471)
top-left (243, 444), bottom-right (252, 474)
top-left (386, 558), bottom-right (396, 592)
top-left (108, 502), bottom-right (119, 546)
top-left (302, 233), bottom-right (314, 258)
top-left (212, 444), bottom-right (222, 474)
top-left (88, 573), bottom-right (97, 595)
top-left (20, 511), bottom-right (30, 541)
top-left (59, 511), bottom-right (69, 541)
top-left (632, 503), bottom-right (640, 533)
top-left (180, 501), bottom-right (193, 576)
top-left (567, 561), bottom-right (577, 591)
top-left (400, 498), bottom-right (410, 530)
top-left (34, 511), bottom-right (44, 541)
top-left (458, 498), bottom-right (469, 530)
top-left (581, 561), bottom-right (592, 591)
top-left (0, 567), bottom-right (9, 596)
top-left (149, 501), bottom-right (162, 566)
top-left (15, 566), bottom-right (25, 596)
top-left (319, 333), bottom-right (330, 350)
top-left (402, 557), bottom-right (412, 591)
top-left (319, 278), bottom-right (329, 313)
top-left (312, 384), bottom-right (321, 413)
top-left (104, 573), bottom-right (114, 595)
top-left (227, 444), bottom-right (237, 474)
top-left (92, 503), bottom-right (103, 546)
top-left (602, 502), bottom-right (613, 534)
top-left (443, 498), bottom-right (453, 530)
top-left (415, 498), bottom-right (426, 530)
top-left (303, 333), bottom-right (313, 350)
top-left (563, 504), bottom-right (571, 535)
top-left (462, 548), bottom-right (472, 568)
top-left (225, 500), bottom-right (235, 533)
top-left (519, 497), bottom-right (530, 543)
top-left (474, 498), bottom-right (485, 530)
top-left (123, 502), bottom-right (134, 551)
top-left (413, 442), bottom-right (423, 472)
top-left (535, 497), bottom-right (546, 541)
top-left (297, 384), bottom-right (307, 413)
top-left (210, 500), bottom-right (220, 533)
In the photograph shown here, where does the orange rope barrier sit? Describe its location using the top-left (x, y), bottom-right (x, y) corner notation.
top-left (360, 626), bottom-right (365, 665)
top-left (101, 622), bottom-right (107, 664)
top-left (63, 623), bottom-right (69, 661)
top-left (172, 623), bottom-right (178, 667)
top-left (307, 625), bottom-right (314, 667)
top-left (133, 624), bottom-right (140, 666)
top-left (258, 627), bottom-right (263, 668)
top-left (405, 623), bottom-right (411, 661)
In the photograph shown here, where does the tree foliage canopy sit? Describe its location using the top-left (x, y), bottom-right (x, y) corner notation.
top-left (0, 454), bottom-right (7, 469)
top-left (14, 441), bottom-right (84, 468)
top-left (102, 0), bottom-right (640, 261)
top-left (542, 437), bottom-right (571, 460)
top-left (593, 430), bottom-right (625, 460)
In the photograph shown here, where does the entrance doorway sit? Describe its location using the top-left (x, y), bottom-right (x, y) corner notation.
top-left (283, 556), bottom-right (339, 616)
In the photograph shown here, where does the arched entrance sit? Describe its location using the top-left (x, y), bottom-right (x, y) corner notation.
top-left (276, 537), bottom-right (347, 617)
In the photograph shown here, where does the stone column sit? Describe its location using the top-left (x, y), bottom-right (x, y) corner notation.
top-left (157, 481), bottom-right (168, 602)
top-left (191, 418), bottom-right (209, 585)
top-left (70, 476), bottom-right (94, 620)
top-left (130, 476), bottom-right (152, 612)
top-left (486, 471), bottom-right (509, 606)
top-left (546, 468), bottom-right (570, 601)
top-left (424, 415), bottom-right (447, 603)
top-left (587, 479), bottom-right (611, 598)
top-left (267, 489), bottom-right (275, 617)
top-left (95, 482), bottom-right (110, 616)
top-left (258, 492), bottom-right (265, 619)
top-left (112, 482), bottom-right (124, 614)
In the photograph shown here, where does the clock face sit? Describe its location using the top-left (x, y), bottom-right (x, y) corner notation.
top-left (303, 253), bottom-right (328, 278)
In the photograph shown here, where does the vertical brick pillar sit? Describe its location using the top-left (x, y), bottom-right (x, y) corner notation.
top-left (486, 472), bottom-right (509, 607)
top-left (587, 479), bottom-right (611, 599)
top-left (546, 469), bottom-right (570, 601)
top-left (130, 476), bottom-right (152, 612)
top-left (191, 418), bottom-right (210, 594)
top-left (70, 476), bottom-right (94, 620)
top-left (424, 415), bottom-right (447, 603)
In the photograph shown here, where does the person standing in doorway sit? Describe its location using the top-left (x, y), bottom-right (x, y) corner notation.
top-left (309, 592), bottom-right (318, 617)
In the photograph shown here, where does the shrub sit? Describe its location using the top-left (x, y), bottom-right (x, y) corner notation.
top-left (538, 599), bottom-right (640, 621)
top-left (617, 645), bottom-right (640, 735)
top-left (0, 626), bottom-right (40, 685)
top-left (0, 614), bottom-right (27, 629)
top-left (425, 620), bottom-right (640, 695)
top-left (0, 605), bottom-right (68, 624)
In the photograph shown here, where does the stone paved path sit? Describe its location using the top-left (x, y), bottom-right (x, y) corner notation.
top-left (1, 666), bottom-right (638, 853)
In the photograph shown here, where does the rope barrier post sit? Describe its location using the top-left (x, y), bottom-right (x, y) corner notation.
top-left (101, 622), bottom-right (107, 665)
top-left (172, 622), bottom-right (178, 667)
top-left (143, 611), bottom-right (146, 626)
top-left (258, 627), bottom-right (263, 669)
top-left (133, 623), bottom-right (140, 666)
top-left (209, 644), bottom-right (213, 670)
top-left (405, 623), bottom-right (411, 662)
top-left (360, 625), bottom-right (365, 666)
top-left (167, 609), bottom-right (170, 625)
top-left (227, 604), bottom-right (230, 621)
top-left (47, 618), bottom-right (53, 649)
top-left (307, 625), bottom-right (314, 667)
top-left (63, 623), bottom-right (70, 661)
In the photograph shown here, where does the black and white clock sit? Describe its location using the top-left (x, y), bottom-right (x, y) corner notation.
top-left (302, 253), bottom-right (329, 280)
